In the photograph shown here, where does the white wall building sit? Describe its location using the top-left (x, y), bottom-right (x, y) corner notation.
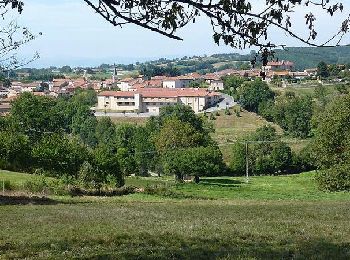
top-left (97, 88), bottom-right (221, 114)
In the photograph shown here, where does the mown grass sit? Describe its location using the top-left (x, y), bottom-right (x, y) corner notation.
top-left (1, 200), bottom-right (350, 259)
top-left (1, 171), bottom-right (350, 259)
top-left (124, 172), bottom-right (350, 201)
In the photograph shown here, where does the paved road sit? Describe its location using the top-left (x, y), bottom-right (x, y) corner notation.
top-left (94, 93), bottom-right (236, 118)
top-left (202, 94), bottom-right (236, 113)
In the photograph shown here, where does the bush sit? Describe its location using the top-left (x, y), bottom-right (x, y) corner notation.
top-left (235, 109), bottom-right (241, 117)
top-left (0, 180), bottom-right (13, 191)
top-left (68, 185), bottom-right (136, 197)
top-left (23, 175), bottom-right (68, 195)
top-left (215, 111), bottom-right (220, 116)
top-left (209, 113), bottom-right (216, 120)
top-left (224, 109), bottom-right (232, 115)
top-left (316, 164), bottom-right (350, 191)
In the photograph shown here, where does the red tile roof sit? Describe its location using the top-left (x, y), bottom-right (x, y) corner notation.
top-left (99, 88), bottom-right (221, 98)
top-left (267, 60), bottom-right (294, 66)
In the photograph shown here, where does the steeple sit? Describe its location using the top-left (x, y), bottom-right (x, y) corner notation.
top-left (112, 63), bottom-right (117, 83)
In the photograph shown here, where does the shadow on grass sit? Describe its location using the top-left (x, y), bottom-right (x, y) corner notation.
top-left (199, 178), bottom-right (243, 188)
top-left (0, 195), bottom-right (59, 205)
top-left (3, 234), bottom-right (350, 259)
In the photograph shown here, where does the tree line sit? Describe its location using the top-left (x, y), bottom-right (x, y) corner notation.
top-left (0, 91), bottom-right (226, 189)
top-left (223, 75), bottom-right (350, 191)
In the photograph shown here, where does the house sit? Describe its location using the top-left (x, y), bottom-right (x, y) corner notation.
top-left (0, 87), bottom-right (9, 98)
top-left (0, 98), bottom-right (13, 115)
top-left (162, 73), bottom-right (201, 89)
top-left (265, 61), bottom-right (294, 71)
top-left (203, 74), bottom-right (224, 91)
top-left (97, 88), bottom-right (221, 114)
top-left (117, 78), bottom-right (142, 91)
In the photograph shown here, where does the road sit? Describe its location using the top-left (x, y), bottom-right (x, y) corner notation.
top-left (202, 93), bottom-right (236, 113)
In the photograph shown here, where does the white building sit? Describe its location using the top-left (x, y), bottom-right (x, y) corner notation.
top-left (97, 88), bottom-right (221, 114)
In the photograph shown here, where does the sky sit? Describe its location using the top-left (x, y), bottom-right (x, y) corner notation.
top-left (9, 0), bottom-right (350, 68)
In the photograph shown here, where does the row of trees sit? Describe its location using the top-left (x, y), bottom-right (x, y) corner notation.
top-left (0, 91), bottom-right (227, 187)
top-left (223, 75), bottom-right (350, 191)
top-left (230, 125), bottom-right (313, 176)
top-left (224, 77), bottom-right (313, 138)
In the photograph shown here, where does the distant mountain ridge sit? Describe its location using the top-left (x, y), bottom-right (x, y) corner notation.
top-left (271, 46), bottom-right (350, 70)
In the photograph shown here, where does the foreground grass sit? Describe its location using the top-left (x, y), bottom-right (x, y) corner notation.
top-left (1, 171), bottom-right (350, 259)
top-left (1, 200), bottom-right (350, 259)
top-left (125, 172), bottom-right (350, 201)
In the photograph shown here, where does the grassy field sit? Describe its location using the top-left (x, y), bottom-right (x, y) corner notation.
top-left (1, 170), bottom-right (350, 259)
top-left (210, 108), bottom-right (286, 162)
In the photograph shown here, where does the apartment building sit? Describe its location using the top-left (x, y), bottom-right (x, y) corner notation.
top-left (97, 88), bottom-right (221, 114)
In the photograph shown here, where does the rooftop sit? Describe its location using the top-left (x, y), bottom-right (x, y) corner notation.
top-left (99, 88), bottom-right (221, 98)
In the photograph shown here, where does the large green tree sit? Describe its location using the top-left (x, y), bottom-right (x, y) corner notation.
top-left (10, 93), bottom-right (65, 140)
top-left (238, 79), bottom-right (275, 113)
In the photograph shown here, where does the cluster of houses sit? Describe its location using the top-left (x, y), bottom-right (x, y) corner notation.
top-left (0, 60), bottom-right (319, 115)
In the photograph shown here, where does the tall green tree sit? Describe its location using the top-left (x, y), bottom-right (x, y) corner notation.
top-left (238, 79), bottom-right (275, 113)
top-left (10, 93), bottom-right (64, 140)
top-left (317, 61), bottom-right (330, 78)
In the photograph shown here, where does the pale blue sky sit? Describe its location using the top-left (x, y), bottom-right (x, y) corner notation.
top-left (12, 0), bottom-right (350, 67)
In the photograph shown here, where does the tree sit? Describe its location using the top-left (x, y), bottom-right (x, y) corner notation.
top-left (133, 127), bottom-right (154, 176)
top-left (10, 93), bottom-right (65, 140)
top-left (317, 61), bottom-right (330, 78)
top-left (93, 144), bottom-right (124, 187)
top-left (154, 117), bottom-right (205, 154)
top-left (83, 1), bottom-right (350, 51)
top-left (95, 117), bottom-right (116, 146)
top-left (222, 75), bottom-right (245, 98)
top-left (32, 133), bottom-right (89, 177)
top-left (312, 93), bottom-right (350, 191)
top-left (273, 95), bottom-right (313, 138)
top-left (312, 94), bottom-right (350, 169)
top-left (0, 2), bottom-right (39, 71)
top-left (238, 79), bottom-right (275, 113)
top-left (230, 125), bottom-right (295, 176)
top-left (0, 131), bottom-right (31, 171)
top-left (162, 146), bottom-right (225, 181)
top-left (60, 65), bottom-right (73, 74)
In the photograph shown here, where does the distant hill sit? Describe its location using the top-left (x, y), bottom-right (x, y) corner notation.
top-left (271, 46), bottom-right (350, 70)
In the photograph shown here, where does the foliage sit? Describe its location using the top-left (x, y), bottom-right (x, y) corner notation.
top-left (93, 145), bottom-right (124, 187)
top-left (0, 131), bottom-right (31, 171)
top-left (10, 93), bottom-right (65, 140)
top-left (154, 117), bottom-right (205, 154)
top-left (312, 93), bottom-right (350, 169)
top-left (32, 133), bottom-right (90, 177)
top-left (83, 1), bottom-right (349, 49)
top-left (230, 125), bottom-right (302, 176)
top-left (317, 61), bottom-right (330, 78)
top-left (162, 146), bottom-right (226, 180)
top-left (222, 75), bottom-right (245, 98)
top-left (273, 94), bottom-right (313, 138)
top-left (316, 163), bottom-right (350, 192)
top-left (238, 79), bottom-right (275, 113)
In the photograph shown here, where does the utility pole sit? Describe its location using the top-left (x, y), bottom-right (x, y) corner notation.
top-left (245, 142), bottom-right (249, 183)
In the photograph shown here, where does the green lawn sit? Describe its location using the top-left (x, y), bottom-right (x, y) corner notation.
top-left (1, 171), bottom-right (350, 259)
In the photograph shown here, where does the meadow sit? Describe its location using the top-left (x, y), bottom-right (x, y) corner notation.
top-left (1, 170), bottom-right (350, 259)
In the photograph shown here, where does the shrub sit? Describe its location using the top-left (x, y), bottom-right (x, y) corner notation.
top-left (68, 185), bottom-right (136, 197)
top-left (215, 111), bottom-right (220, 116)
top-left (209, 113), bottom-right (216, 120)
top-left (235, 109), bottom-right (241, 117)
top-left (23, 175), bottom-right (68, 195)
top-left (224, 109), bottom-right (232, 115)
top-left (316, 164), bottom-right (350, 191)
top-left (1, 180), bottom-right (13, 191)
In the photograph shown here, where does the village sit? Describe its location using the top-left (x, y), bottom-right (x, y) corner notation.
top-left (0, 60), bottom-right (319, 116)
